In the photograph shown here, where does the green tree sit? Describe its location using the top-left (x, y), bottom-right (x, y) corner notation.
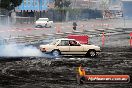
top-left (54, 0), bottom-right (71, 8)
top-left (0, 0), bottom-right (22, 10)
top-left (54, 0), bottom-right (71, 21)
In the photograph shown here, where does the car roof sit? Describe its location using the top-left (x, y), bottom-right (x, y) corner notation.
top-left (39, 18), bottom-right (48, 19)
top-left (56, 38), bottom-right (75, 41)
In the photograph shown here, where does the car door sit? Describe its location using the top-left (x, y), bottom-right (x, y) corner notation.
top-left (69, 40), bottom-right (84, 54)
top-left (56, 40), bottom-right (70, 54)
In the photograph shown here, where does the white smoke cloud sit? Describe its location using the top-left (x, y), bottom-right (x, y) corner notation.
top-left (0, 15), bottom-right (43, 57)
top-left (0, 44), bottom-right (43, 57)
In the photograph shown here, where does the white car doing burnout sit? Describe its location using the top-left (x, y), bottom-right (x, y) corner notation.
top-left (40, 38), bottom-right (101, 57)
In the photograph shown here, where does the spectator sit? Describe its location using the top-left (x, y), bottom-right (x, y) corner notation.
top-left (73, 22), bottom-right (77, 30)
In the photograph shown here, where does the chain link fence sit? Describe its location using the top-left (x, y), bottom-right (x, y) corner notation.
top-left (0, 15), bottom-right (9, 25)
top-left (15, 17), bottom-right (35, 24)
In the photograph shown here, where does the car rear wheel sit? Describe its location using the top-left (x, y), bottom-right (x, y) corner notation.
top-left (52, 50), bottom-right (61, 57)
top-left (86, 50), bottom-right (96, 57)
top-left (45, 24), bottom-right (47, 28)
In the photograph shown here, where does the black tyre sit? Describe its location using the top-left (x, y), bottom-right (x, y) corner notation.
top-left (36, 25), bottom-right (43, 28)
top-left (49, 26), bottom-right (51, 28)
top-left (86, 50), bottom-right (96, 57)
top-left (79, 77), bottom-right (86, 84)
top-left (52, 50), bottom-right (61, 57)
top-left (45, 23), bottom-right (47, 28)
top-left (76, 75), bottom-right (85, 84)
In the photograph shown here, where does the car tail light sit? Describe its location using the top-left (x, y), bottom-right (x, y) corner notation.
top-left (40, 48), bottom-right (46, 52)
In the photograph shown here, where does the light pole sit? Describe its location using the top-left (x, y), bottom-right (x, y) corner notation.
top-left (121, 2), bottom-right (126, 28)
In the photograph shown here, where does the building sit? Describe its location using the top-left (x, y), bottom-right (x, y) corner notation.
top-left (122, 0), bottom-right (132, 18)
top-left (70, 0), bottom-right (101, 10)
top-left (13, 0), bottom-right (54, 24)
top-left (15, 0), bottom-right (54, 18)
top-left (107, 0), bottom-right (132, 18)
top-left (108, 0), bottom-right (123, 18)
top-left (16, 0), bottom-right (51, 12)
top-left (109, 0), bottom-right (122, 10)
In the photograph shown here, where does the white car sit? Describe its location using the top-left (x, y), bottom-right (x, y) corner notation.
top-left (39, 38), bottom-right (101, 57)
top-left (35, 18), bottom-right (53, 28)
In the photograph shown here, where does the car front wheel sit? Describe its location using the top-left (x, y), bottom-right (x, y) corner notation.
top-left (52, 50), bottom-right (61, 57)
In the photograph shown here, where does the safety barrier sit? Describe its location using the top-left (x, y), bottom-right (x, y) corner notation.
top-left (0, 24), bottom-right (131, 48)
top-left (0, 23), bottom-right (111, 34)
top-left (1, 31), bottom-right (132, 48)
top-left (2, 34), bottom-right (48, 44)
top-left (92, 23), bottom-right (110, 29)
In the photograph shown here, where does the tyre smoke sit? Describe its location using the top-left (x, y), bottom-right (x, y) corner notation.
top-left (0, 44), bottom-right (43, 57)
top-left (0, 16), bottom-right (43, 57)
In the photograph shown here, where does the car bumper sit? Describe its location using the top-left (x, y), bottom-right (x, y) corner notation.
top-left (40, 48), bottom-right (52, 54)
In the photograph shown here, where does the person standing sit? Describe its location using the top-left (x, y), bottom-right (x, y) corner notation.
top-left (73, 22), bottom-right (77, 30)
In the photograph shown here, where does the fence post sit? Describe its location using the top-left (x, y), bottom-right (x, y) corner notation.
top-left (82, 24), bottom-right (84, 32)
top-left (34, 16), bottom-right (36, 23)
top-left (102, 32), bottom-right (105, 47)
top-left (8, 16), bottom-right (10, 25)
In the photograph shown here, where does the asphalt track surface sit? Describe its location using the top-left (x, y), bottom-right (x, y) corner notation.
top-left (0, 30), bottom-right (132, 88)
top-left (0, 47), bottom-right (132, 88)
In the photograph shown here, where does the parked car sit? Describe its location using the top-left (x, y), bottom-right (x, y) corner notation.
top-left (39, 38), bottom-right (101, 57)
top-left (35, 18), bottom-right (53, 28)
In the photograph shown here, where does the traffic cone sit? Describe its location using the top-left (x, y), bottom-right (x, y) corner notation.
top-left (130, 32), bottom-right (132, 47)
top-left (82, 25), bottom-right (85, 32)
top-left (130, 37), bottom-right (132, 47)
top-left (56, 24), bottom-right (61, 33)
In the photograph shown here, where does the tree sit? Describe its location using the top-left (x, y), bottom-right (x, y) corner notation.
top-left (54, 0), bottom-right (71, 8)
top-left (0, 0), bottom-right (22, 10)
top-left (100, 0), bottom-right (109, 10)
top-left (54, 0), bottom-right (71, 21)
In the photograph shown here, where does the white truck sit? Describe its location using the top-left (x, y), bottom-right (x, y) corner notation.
top-left (39, 38), bottom-right (101, 57)
top-left (35, 18), bottom-right (53, 28)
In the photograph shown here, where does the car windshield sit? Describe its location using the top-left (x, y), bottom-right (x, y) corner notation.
top-left (37, 18), bottom-right (49, 21)
top-left (50, 40), bottom-right (59, 45)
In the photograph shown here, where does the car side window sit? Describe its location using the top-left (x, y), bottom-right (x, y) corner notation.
top-left (69, 40), bottom-right (80, 46)
top-left (58, 40), bottom-right (69, 46)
